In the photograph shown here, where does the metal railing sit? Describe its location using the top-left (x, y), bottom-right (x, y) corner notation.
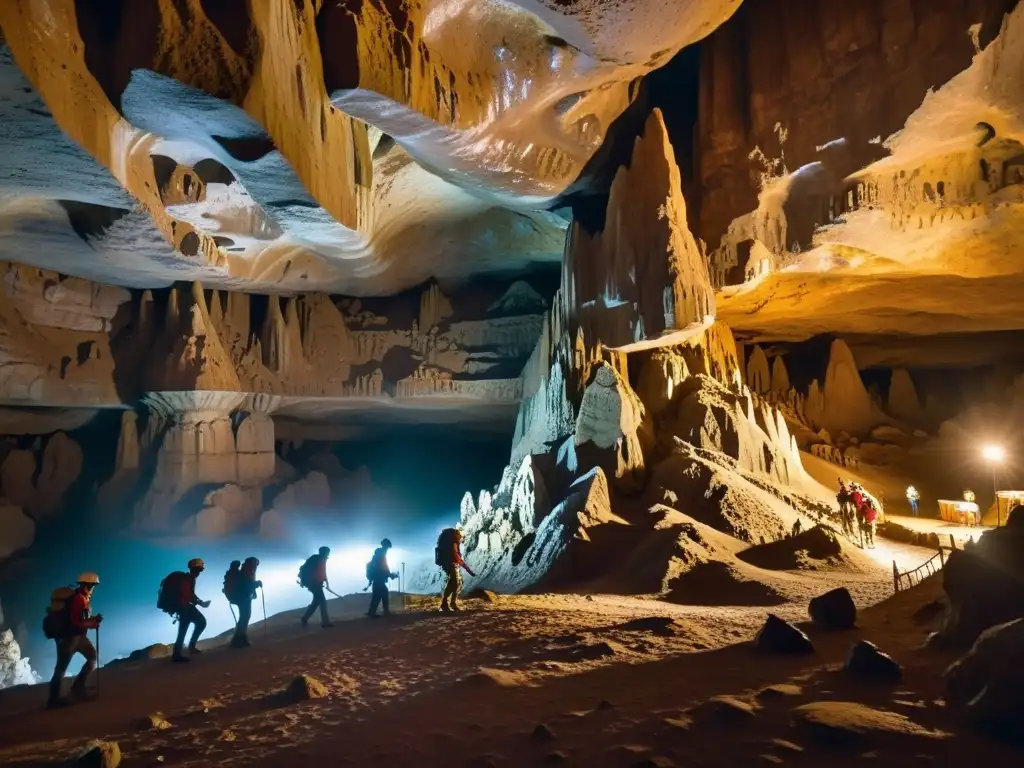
top-left (892, 534), bottom-right (961, 593)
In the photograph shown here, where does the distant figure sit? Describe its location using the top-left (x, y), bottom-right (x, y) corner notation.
top-left (157, 558), bottom-right (211, 663)
top-left (366, 538), bottom-right (399, 618)
top-left (862, 500), bottom-right (878, 549)
top-left (791, 519), bottom-right (803, 538)
top-left (836, 479), bottom-right (854, 537)
top-left (298, 546), bottom-right (334, 629)
top-left (44, 572), bottom-right (103, 709)
top-left (906, 485), bottom-right (920, 517)
top-left (229, 557), bottom-right (262, 648)
top-left (435, 528), bottom-right (476, 613)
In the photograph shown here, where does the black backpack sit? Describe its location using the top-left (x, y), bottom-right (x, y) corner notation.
top-left (42, 586), bottom-right (76, 639)
top-left (157, 572), bottom-right (189, 614)
top-left (435, 528), bottom-right (458, 567)
top-left (223, 567), bottom-right (240, 603)
top-left (297, 555), bottom-right (319, 588)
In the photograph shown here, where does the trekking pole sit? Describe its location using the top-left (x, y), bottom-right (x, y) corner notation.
top-left (227, 598), bottom-right (237, 624)
top-left (94, 625), bottom-right (101, 697)
top-left (261, 587), bottom-right (268, 639)
top-left (401, 562), bottom-right (406, 610)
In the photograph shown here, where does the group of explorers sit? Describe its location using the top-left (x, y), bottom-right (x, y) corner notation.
top-left (42, 527), bottom-right (475, 709)
top-left (835, 478), bottom-right (880, 549)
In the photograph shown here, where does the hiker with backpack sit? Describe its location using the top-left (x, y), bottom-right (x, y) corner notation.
top-left (157, 558), bottom-right (211, 662)
top-left (365, 538), bottom-right (399, 618)
top-left (298, 546), bottom-right (334, 629)
top-left (44, 572), bottom-right (103, 709)
top-left (435, 528), bottom-right (475, 613)
top-left (227, 557), bottom-right (262, 648)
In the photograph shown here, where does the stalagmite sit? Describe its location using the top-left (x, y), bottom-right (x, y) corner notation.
top-left (888, 368), bottom-right (924, 424)
top-left (820, 339), bottom-right (885, 435)
top-left (747, 346), bottom-right (770, 394)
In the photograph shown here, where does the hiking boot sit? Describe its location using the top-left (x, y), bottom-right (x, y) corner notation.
top-left (321, 622), bottom-right (334, 629)
top-left (70, 686), bottom-right (95, 702)
top-left (439, 603), bottom-right (451, 613)
top-left (300, 617), bottom-right (309, 629)
top-left (450, 604), bottom-right (461, 613)
top-left (172, 655), bottom-right (190, 663)
top-left (229, 637), bottom-right (250, 649)
top-left (46, 697), bottom-right (72, 710)
top-left (188, 647), bottom-right (203, 655)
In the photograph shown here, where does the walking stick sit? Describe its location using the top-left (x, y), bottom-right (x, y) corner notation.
top-left (401, 562), bottom-right (406, 610)
top-left (227, 598), bottom-right (237, 624)
top-left (94, 625), bottom-right (101, 697)
top-left (261, 587), bottom-right (267, 639)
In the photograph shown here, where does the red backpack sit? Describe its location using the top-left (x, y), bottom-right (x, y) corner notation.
top-left (157, 572), bottom-right (190, 614)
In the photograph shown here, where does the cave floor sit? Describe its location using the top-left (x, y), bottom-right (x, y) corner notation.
top-left (0, 563), bottom-right (1016, 767)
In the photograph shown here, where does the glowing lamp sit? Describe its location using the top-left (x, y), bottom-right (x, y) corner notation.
top-left (982, 444), bottom-right (1006, 463)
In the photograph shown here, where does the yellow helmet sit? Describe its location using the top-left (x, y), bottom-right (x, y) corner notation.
top-left (188, 558), bottom-right (205, 570)
top-left (453, 529), bottom-right (464, 541)
top-left (77, 572), bottom-right (100, 585)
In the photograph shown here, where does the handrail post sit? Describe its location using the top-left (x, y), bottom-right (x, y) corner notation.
top-left (892, 560), bottom-right (900, 593)
top-left (939, 546), bottom-right (945, 568)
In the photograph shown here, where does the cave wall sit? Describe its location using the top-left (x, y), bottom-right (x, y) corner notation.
top-left (695, 0), bottom-right (1018, 260)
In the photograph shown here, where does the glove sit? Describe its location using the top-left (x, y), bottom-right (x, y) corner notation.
top-left (255, 580), bottom-right (263, 589)
top-left (391, 572), bottom-right (399, 579)
top-left (94, 614), bottom-right (104, 623)
top-left (201, 600), bottom-right (211, 608)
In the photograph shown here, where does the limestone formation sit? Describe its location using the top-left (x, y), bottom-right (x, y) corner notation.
top-left (769, 356), bottom-right (790, 400)
top-left (0, 1), bottom-right (742, 294)
top-left (820, 340), bottom-right (885, 436)
top-left (746, 346), bottom-right (770, 394)
top-left (574, 363), bottom-right (653, 493)
top-left (888, 369), bottom-right (924, 424)
top-left (563, 109), bottom-right (715, 352)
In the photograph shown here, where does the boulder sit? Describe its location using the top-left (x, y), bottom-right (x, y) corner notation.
top-left (844, 641), bottom-right (901, 682)
top-left (690, 695), bottom-right (758, 724)
top-left (753, 614), bottom-right (814, 655)
top-left (791, 701), bottom-right (947, 749)
top-left (945, 618), bottom-right (1024, 740)
top-left (281, 674), bottom-right (329, 703)
top-left (808, 587), bottom-right (857, 630)
top-left (75, 741), bottom-right (121, 767)
top-left (935, 511), bottom-right (1024, 646)
top-left (132, 713), bottom-right (172, 731)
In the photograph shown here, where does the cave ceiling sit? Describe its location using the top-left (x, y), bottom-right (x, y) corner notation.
top-left (0, 0), bottom-right (741, 295)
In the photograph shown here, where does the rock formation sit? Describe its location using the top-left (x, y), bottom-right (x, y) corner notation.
top-left (819, 340), bottom-right (885, 435)
top-left (564, 109), bottom-right (716, 351)
top-left (888, 369), bottom-right (924, 424)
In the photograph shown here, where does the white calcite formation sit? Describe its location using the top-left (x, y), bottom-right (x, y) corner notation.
top-left (820, 339), bottom-right (886, 436)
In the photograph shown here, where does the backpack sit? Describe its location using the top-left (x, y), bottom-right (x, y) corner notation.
top-left (365, 549), bottom-right (386, 582)
top-left (435, 528), bottom-right (457, 567)
top-left (223, 568), bottom-right (240, 603)
top-left (864, 503), bottom-right (878, 524)
top-left (297, 555), bottom-right (319, 588)
top-left (157, 571), bottom-right (189, 615)
top-left (42, 586), bottom-right (76, 639)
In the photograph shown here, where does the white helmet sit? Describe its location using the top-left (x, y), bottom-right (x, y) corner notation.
top-left (77, 572), bottom-right (100, 585)
top-left (188, 558), bottom-right (205, 570)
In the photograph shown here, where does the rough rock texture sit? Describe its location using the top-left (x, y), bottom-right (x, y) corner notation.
top-left (936, 510), bottom-right (1024, 647)
top-left (945, 618), bottom-right (1024, 740)
top-left (819, 340), bottom-right (885, 436)
top-left (0, 1), bottom-right (744, 294)
top-left (698, 0), bottom-right (1017, 275)
top-left (715, 1), bottom-right (1024, 343)
top-left (0, 501), bottom-right (34, 560)
top-left (0, 625), bottom-right (38, 688)
top-left (844, 640), bottom-right (902, 682)
top-left (753, 614), bottom-right (814, 655)
top-left (564, 109), bottom-right (715, 351)
top-left (809, 587), bottom-right (857, 630)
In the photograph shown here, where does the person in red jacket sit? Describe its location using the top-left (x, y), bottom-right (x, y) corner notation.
top-left (172, 558), bottom-right (211, 663)
top-left (440, 530), bottom-right (475, 613)
top-left (47, 572), bottom-right (103, 709)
